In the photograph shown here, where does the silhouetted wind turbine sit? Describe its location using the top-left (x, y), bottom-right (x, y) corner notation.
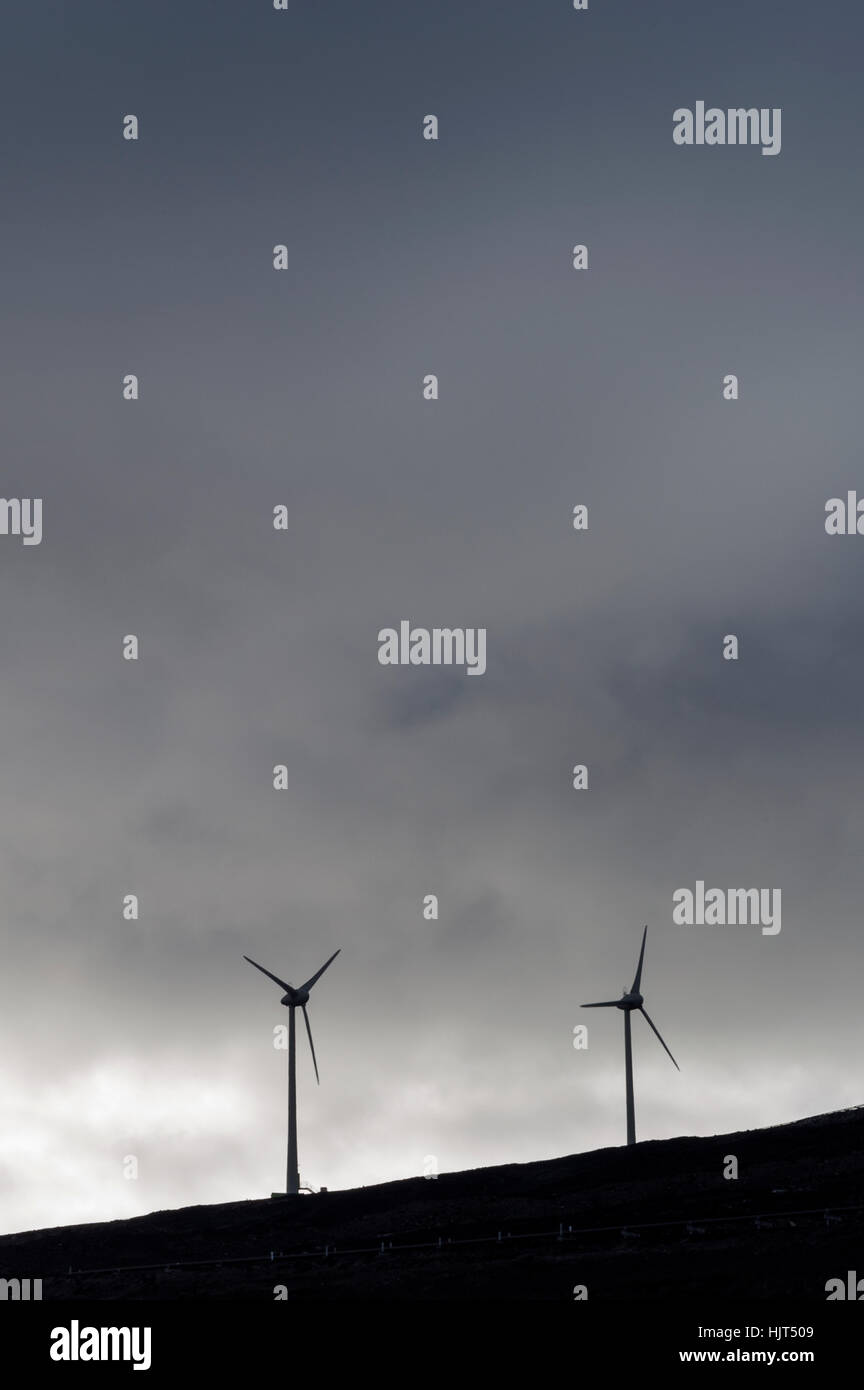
top-left (244, 948), bottom-right (340, 1195)
top-left (582, 926), bottom-right (679, 1146)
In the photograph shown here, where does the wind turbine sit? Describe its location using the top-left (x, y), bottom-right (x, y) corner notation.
top-left (244, 948), bottom-right (340, 1195)
top-left (582, 926), bottom-right (678, 1146)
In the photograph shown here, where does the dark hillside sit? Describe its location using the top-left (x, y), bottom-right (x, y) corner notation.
top-left (2, 1107), bottom-right (863, 1300)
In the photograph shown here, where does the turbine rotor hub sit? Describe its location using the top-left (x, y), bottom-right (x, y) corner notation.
top-left (282, 989), bottom-right (309, 1006)
top-left (617, 992), bottom-right (643, 1009)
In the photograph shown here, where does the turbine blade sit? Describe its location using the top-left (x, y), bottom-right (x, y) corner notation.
top-left (630, 925), bottom-right (648, 994)
top-left (298, 948), bottom-right (341, 994)
top-left (302, 1005), bottom-right (320, 1084)
top-left (243, 955), bottom-right (294, 996)
top-left (581, 1000), bottom-right (620, 1008)
top-left (639, 1007), bottom-right (679, 1070)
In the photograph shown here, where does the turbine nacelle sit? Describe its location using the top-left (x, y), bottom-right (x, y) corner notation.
top-left (281, 988), bottom-right (309, 1006)
top-left (617, 991), bottom-right (643, 1010)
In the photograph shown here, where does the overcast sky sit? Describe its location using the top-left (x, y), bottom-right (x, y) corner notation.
top-left (1, 0), bottom-right (862, 1235)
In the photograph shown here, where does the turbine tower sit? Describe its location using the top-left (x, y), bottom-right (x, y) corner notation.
top-left (244, 948), bottom-right (340, 1195)
top-left (582, 926), bottom-right (678, 1146)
